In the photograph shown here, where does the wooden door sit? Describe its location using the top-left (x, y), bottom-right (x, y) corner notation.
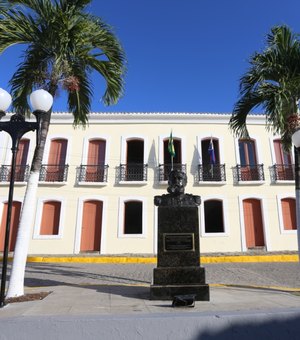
top-left (80, 200), bottom-right (103, 252)
top-left (243, 199), bottom-right (265, 248)
top-left (0, 201), bottom-right (22, 251)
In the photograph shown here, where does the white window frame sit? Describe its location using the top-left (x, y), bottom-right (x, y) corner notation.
top-left (118, 196), bottom-right (147, 238)
top-left (74, 195), bottom-right (108, 254)
top-left (200, 195), bottom-right (229, 237)
top-left (276, 193), bottom-right (297, 235)
top-left (33, 196), bottom-right (65, 239)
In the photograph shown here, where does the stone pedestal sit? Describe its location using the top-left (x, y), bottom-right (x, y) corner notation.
top-left (150, 205), bottom-right (210, 301)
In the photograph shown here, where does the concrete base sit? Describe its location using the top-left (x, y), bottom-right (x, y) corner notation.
top-left (150, 283), bottom-right (210, 301)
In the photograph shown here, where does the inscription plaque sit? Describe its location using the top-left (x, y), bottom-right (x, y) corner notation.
top-left (164, 233), bottom-right (195, 252)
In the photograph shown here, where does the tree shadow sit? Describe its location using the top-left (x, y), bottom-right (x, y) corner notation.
top-left (23, 263), bottom-right (151, 287)
top-left (192, 313), bottom-right (300, 340)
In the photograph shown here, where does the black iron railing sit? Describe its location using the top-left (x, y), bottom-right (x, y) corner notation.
top-left (39, 164), bottom-right (69, 182)
top-left (119, 163), bottom-right (148, 181)
top-left (233, 164), bottom-right (264, 182)
top-left (0, 164), bottom-right (30, 182)
top-left (158, 163), bottom-right (187, 182)
top-left (77, 164), bottom-right (109, 183)
top-left (270, 164), bottom-right (294, 182)
top-left (198, 164), bottom-right (226, 182)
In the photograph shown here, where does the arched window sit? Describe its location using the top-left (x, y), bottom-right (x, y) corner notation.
top-left (124, 200), bottom-right (143, 234)
top-left (204, 199), bottom-right (224, 233)
top-left (281, 198), bottom-right (296, 230)
top-left (40, 201), bottom-right (61, 235)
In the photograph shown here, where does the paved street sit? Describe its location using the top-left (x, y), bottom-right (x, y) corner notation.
top-left (20, 261), bottom-right (300, 289)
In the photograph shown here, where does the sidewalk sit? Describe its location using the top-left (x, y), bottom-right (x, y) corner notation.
top-left (0, 261), bottom-right (300, 339)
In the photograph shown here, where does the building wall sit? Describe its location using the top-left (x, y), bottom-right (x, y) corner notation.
top-left (0, 112), bottom-right (298, 254)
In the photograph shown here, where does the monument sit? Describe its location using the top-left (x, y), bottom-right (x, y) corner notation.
top-left (150, 170), bottom-right (210, 301)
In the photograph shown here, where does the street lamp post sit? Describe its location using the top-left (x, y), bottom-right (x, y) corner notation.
top-left (292, 130), bottom-right (300, 257)
top-left (0, 88), bottom-right (53, 308)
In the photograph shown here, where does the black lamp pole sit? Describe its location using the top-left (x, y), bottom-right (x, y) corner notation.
top-left (0, 112), bottom-right (39, 308)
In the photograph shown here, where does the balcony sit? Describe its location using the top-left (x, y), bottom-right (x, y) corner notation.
top-left (270, 164), bottom-right (294, 182)
top-left (39, 164), bottom-right (69, 182)
top-left (198, 164), bottom-right (226, 182)
top-left (77, 164), bottom-right (109, 183)
top-left (233, 164), bottom-right (264, 183)
top-left (0, 165), bottom-right (30, 182)
top-left (158, 163), bottom-right (187, 182)
top-left (119, 163), bottom-right (148, 182)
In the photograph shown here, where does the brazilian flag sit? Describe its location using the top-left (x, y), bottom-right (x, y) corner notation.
top-left (168, 131), bottom-right (176, 157)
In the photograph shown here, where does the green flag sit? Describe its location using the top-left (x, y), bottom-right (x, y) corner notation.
top-left (168, 131), bottom-right (176, 157)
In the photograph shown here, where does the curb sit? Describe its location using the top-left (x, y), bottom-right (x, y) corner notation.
top-left (17, 254), bottom-right (299, 264)
top-left (2, 254), bottom-right (298, 264)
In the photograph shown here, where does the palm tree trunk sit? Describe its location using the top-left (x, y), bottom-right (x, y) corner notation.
top-left (6, 112), bottom-right (51, 298)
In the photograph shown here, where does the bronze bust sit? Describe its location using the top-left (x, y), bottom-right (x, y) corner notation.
top-left (154, 170), bottom-right (200, 207)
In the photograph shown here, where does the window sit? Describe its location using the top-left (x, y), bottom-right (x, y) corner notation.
top-left (204, 199), bottom-right (224, 233)
top-left (45, 138), bottom-right (68, 181)
top-left (161, 137), bottom-right (184, 181)
top-left (40, 201), bottom-right (61, 235)
top-left (239, 139), bottom-right (257, 165)
top-left (124, 139), bottom-right (145, 181)
top-left (273, 139), bottom-right (293, 181)
top-left (281, 198), bottom-right (296, 230)
top-left (124, 201), bottom-right (143, 234)
top-left (86, 139), bottom-right (106, 182)
top-left (15, 139), bottom-right (29, 181)
top-left (237, 139), bottom-right (263, 181)
top-left (199, 138), bottom-right (225, 182)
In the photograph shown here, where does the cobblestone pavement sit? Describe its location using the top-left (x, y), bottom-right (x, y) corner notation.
top-left (16, 262), bottom-right (300, 289)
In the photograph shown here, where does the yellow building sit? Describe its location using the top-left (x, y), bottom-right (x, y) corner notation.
top-left (0, 112), bottom-right (298, 255)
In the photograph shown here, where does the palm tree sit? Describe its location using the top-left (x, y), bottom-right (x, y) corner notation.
top-left (229, 24), bottom-right (300, 256)
top-left (0, 0), bottom-right (126, 298)
top-left (229, 25), bottom-right (300, 149)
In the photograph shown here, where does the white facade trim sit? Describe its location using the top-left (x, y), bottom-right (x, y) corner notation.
top-left (74, 196), bottom-right (108, 254)
top-left (118, 196), bottom-right (147, 238)
top-left (33, 196), bottom-right (66, 239)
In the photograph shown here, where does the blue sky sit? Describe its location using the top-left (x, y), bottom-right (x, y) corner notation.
top-left (1, 0), bottom-right (300, 113)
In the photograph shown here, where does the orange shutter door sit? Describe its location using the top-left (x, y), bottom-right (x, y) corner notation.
top-left (0, 201), bottom-right (22, 251)
top-left (47, 139), bottom-right (67, 181)
top-left (86, 140), bottom-right (106, 181)
top-left (243, 199), bottom-right (264, 248)
top-left (80, 200), bottom-right (102, 252)
top-left (281, 198), bottom-right (296, 230)
top-left (40, 202), bottom-right (61, 235)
